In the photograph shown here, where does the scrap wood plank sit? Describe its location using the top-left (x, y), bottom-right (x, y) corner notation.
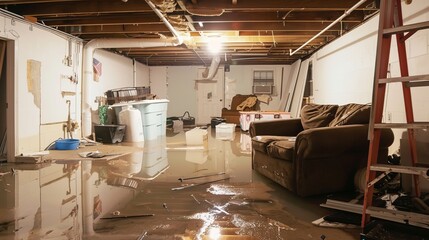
top-left (45, 144), bottom-right (140, 161)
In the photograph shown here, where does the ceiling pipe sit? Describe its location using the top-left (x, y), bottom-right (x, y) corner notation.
top-left (82, 38), bottom-right (180, 137)
top-left (200, 55), bottom-right (221, 80)
top-left (145, 0), bottom-right (183, 43)
top-left (81, 0), bottom-right (184, 137)
top-left (289, 0), bottom-right (368, 56)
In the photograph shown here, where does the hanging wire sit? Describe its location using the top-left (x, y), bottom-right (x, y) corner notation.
top-left (271, 31), bottom-right (277, 47)
top-left (258, 31), bottom-right (265, 46)
top-left (193, 49), bottom-right (206, 65)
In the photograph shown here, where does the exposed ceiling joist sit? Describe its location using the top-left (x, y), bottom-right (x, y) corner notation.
top-left (0, 0), bottom-right (379, 66)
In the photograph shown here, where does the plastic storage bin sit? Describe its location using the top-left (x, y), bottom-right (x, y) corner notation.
top-left (94, 124), bottom-right (126, 143)
top-left (185, 127), bottom-right (208, 145)
top-left (215, 123), bottom-right (236, 140)
top-left (118, 105), bottom-right (144, 142)
top-left (111, 99), bottom-right (169, 140)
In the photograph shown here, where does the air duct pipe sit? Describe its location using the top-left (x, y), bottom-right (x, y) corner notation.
top-left (201, 55), bottom-right (221, 80)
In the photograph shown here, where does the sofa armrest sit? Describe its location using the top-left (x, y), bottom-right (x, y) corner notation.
top-left (295, 124), bottom-right (394, 159)
top-left (249, 118), bottom-right (304, 137)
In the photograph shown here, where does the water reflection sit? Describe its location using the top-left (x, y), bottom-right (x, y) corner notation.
top-left (0, 128), bottom-right (254, 239)
top-left (1, 128), bottom-right (361, 239)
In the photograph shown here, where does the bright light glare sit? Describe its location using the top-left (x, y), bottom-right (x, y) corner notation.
top-left (208, 227), bottom-right (221, 240)
top-left (208, 36), bottom-right (222, 54)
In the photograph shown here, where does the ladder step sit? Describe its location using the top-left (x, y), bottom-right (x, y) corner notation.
top-left (378, 74), bottom-right (429, 84)
top-left (321, 200), bottom-right (429, 228)
top-left (407, 81), bottom-right (429, 88)
top-left (367, 206), bottom-right (429, 227)
top-left (370, 164), bottom-right (429, 178)
top-left (383, 21), bottom-right (429, 35)
top-left (374, 122), bottom-right (429, 129)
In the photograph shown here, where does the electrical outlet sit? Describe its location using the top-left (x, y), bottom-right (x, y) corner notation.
top-left (387, 112), bottom-right (392, 122)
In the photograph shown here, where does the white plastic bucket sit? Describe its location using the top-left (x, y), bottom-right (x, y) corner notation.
top-left (118, 105), bottom-right (144, 142)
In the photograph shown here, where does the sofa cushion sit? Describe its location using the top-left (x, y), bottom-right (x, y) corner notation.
top-left (266, 140), bottom-right (295, 162)
top-left (329, 104), bottom-right (371, 127)
top-left (252, 136), bottom-right (293, 153)
top-left (300, 104), bottom-right (339, 129)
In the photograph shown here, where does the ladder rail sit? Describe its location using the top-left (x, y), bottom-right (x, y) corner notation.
top-left (362, 0), bottom-right (426, 229)
top-left (362, 0), bottom-right (396, 227)
top-left (394, 0), bottom-right (420, 197)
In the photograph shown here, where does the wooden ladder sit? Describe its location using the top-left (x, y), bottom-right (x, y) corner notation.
top-left (361, 0), bottom-right (429, 229)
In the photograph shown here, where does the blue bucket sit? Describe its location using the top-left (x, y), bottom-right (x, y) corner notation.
top-left (55, 139), bottom-right (80, 150)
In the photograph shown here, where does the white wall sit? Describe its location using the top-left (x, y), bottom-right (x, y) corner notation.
top-left (0, 12), bottom-right (83, 155)
top-left (135, 60), bottom-right (150, 87)
top-left (91, 50), bottom-right (145, 103)
top-left (1, 9), bottom-right (151, 156)
top-left (225, 65), bottom-right (290, 111)
top-left (161, 65), bottom-right (292, 119)
top-left (310, 0), bottom-right (429, 152)
top-left (150, 66), bottom-right (168, 99)
top-left (166, 66), bottom-right (199, 117)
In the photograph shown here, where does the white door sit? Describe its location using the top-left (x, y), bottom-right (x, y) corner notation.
top-left (196, 67), bottom-right (224, 125)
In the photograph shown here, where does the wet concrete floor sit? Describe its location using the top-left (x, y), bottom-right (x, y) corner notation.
top-left (0, 127), bottom-right (361, 239)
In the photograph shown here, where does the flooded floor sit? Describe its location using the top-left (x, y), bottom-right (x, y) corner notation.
top-left (0, 127), bottom-right (361, 239)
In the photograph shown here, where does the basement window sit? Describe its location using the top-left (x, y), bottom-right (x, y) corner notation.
top-left (253, 70), bottom-right (275, 95)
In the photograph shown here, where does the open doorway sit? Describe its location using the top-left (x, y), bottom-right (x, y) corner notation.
top-left (0, 40), bottom-right (6, 161)
top-left (0, 39), bottom-right (15, 162)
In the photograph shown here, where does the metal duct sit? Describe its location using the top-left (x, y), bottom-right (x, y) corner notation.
top-left (200, 55), bottom-right (221, 80)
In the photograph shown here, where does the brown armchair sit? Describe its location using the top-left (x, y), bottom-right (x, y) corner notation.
top-left (249, 103), bottom-right (394, 197)
top-left (221, 94), bottom-right (259, 125)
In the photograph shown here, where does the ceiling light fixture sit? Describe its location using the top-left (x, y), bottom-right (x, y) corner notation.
top-left (198, 22), bottom-right (204, 27)
top-left (207, 36), bottom-right (222, 55)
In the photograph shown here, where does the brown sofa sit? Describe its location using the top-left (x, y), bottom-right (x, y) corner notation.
top-left (249, 103), bottom-right (394, 197)
top-left (222, 94), bottom-right (259, 125)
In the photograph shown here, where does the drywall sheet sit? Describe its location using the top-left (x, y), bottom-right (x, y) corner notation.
top-left (289, 59), bottom-right (309, 118)
top-left (280, 59), bottom-right (301, 111)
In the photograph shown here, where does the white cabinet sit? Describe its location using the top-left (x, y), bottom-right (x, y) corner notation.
top-left (112, 99), bottom-right (169, 140)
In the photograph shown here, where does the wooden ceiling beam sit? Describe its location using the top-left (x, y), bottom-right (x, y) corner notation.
top-left (65, 24), bottom-right (170, 34)
top-left (191, 11), bottom-right (365, 23)
top-left (6, 0), bottom-right (152, 16)
top-left (194, 21), bottom-right (351, 31)
top-left (40, 14), bottom-right (161, 27)
top-left (184, 0), bottom-right (375, 11)
top-left (63, 23), bottom-right (348, 35)
top-left (0, 0), bottom-right (77, 4)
